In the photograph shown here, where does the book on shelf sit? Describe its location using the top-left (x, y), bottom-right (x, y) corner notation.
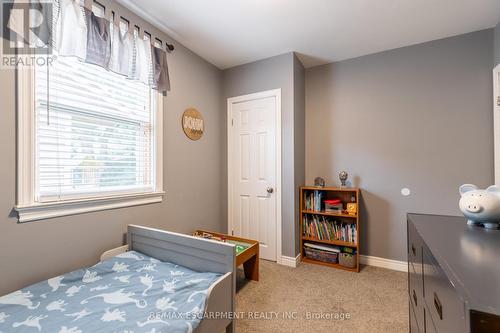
top-left (324, 199), bottom-right (344, 213)
top-left (324, 199), bottom-right (343, 213)
top-left (304, 242), bottom-right (340, 253)
top-left (302, 215), bottom-right (357, 244)
top-left (304, 190), bottom-right (324, 211)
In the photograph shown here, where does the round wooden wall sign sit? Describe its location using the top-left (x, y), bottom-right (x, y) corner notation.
top-left (182, 108), bottom-right (204, 141)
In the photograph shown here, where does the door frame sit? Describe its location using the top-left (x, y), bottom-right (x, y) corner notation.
top-left (227, 89), bottom-right (282, 263)
top-left (494, 64), bottom-right (500, 184)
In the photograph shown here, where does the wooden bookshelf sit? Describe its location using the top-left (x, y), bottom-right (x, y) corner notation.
top-left (301, 257), bottom-right (358, 272)
top-left (301, 236), bottom-right (357, 248)
top-left (301, 210), bottom-right (357, 219)
top-left (300, 186), bottom-right (360, 272)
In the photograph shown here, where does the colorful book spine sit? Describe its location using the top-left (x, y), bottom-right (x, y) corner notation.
top-left (302, 216), bottom-right (357, 244)
top-left (305, 191), bottom-right (325, 211)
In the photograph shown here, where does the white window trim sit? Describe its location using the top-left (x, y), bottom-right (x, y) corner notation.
top-left (15, 66), bottom-right (164, 223)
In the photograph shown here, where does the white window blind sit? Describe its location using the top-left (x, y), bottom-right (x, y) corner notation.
top-left (34, 54), bottom-right (157, 202)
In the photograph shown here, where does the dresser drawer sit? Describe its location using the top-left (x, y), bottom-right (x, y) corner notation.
top-left (410, 302), bottom-right (421, 333)
top-left (470, 310), bottom-right (500, 333)
top-left (408, 220), bottom-right (423, 275)
top-left (423, 248), bottom-right (466, 333)
top-left (425, 313), bottom-right (438, 333)
top-left (409, 264), bottom-right (425, 330)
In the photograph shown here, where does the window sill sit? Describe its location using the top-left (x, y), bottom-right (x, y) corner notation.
top-left (15, 191), bottom-right (165, 223)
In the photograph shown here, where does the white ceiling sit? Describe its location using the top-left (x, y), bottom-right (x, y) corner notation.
top-left (118, 0), bottom-right (500, 69)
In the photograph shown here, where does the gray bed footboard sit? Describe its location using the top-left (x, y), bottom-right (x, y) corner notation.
top-left (197, 272), bottom-right (234, 333)
top-left (127, 225), bottom-right (236, 333)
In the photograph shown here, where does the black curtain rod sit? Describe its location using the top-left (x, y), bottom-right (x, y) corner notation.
top-left (88, 0), bottom-right (175, 53)
top-left (131, 22), bottom-right (174, 52)
top-left (116, 17), bottom-right (174, 52)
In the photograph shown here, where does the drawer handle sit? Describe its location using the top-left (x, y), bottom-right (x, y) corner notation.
top-left (411, 244), bottom-right (416, 257)
top-left (412, 289), bottom-right (417, 307)
top-left (434, 292), bottom-right (443, 320)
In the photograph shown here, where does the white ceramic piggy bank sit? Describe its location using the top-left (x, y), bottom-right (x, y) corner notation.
top-left (459, 184), bottom-right (500, 229)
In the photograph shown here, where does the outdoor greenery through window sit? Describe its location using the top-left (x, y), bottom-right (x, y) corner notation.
top-left (34, 55), bottom-right (157, 202)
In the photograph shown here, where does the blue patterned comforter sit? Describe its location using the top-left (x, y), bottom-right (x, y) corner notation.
top-left (0, 251), bottom-right (222, 333)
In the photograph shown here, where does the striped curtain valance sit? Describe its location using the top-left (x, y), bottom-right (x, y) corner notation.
top-left (8, 0), bottom-right (171, 93)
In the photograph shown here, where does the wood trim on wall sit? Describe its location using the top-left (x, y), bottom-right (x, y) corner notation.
top-left (281, 254), bottom-right (301, 268)
top-left (360, 255), bottom-right (408, 272)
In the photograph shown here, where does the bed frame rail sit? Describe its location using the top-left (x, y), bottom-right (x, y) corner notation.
top-left (127, 225), bottom-right (235, 275)
top-left (127, 225), bottom-right (236, 333)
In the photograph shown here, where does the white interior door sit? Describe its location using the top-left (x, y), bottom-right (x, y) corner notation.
top-left (228, 91), bottom-right (280, 261)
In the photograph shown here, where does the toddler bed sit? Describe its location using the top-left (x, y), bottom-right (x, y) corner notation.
top-left (0, 225), bottom-right (236, 333)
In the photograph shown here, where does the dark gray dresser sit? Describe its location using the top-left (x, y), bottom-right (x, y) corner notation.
top-left (407, 214), bottom-right (500, 333)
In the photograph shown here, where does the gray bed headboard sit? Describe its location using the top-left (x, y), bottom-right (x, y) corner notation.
top-left (127, 225), bottom-right (236, 275)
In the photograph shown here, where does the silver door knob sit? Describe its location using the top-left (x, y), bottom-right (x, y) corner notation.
top-left (267, 187), bottom-right (274, 194)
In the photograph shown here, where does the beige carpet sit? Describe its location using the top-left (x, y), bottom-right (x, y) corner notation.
top-left (234, 260), bottom-right (408, 333)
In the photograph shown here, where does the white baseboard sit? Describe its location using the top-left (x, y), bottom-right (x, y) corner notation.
top-left (280, 254), bottom-right (301, 268)
top-left (360, 255), bottom-right (407, 272)
top-left (279, 253), bottom-right (406, 271)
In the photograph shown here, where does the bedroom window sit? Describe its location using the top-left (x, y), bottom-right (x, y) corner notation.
top-left (35, 57), bottom-right (157, 201)
top-left (16, 55), bottom-right (164, 222)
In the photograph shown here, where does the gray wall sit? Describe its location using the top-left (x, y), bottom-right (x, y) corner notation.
top-left (305, 30), bottom-right (494, 261)
top-left (0, 5), bottom-right (224, 295)
top-left (1, 6), bottom-right (496, 297)
top-left (293, 55), bottom-right (305, 255)
top-left (222, 52), bottom-right (304, 257)
top-left (495, 21), bottom-right (500, 66)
